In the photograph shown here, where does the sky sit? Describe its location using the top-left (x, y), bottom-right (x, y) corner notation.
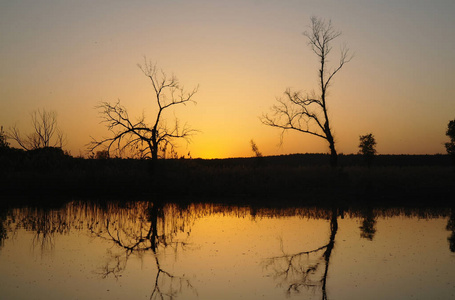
top-left (1, 0), bottom-right (455, 158)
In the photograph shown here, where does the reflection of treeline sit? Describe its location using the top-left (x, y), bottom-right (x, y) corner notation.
top-left (2, 201), bottom-right (453, 253)
top-left (1, 201), bottom-right (453, 240)
top-left (2, 201), bottom-right (453, 230)
top-left (1, 150), bottom-right (454, 204)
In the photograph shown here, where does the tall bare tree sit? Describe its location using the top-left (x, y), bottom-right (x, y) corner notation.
top-left (89, 60), bottom-right (198, 160)
top-left (8, 109), bottom-right (65, 150)
top-left (262, 17), bottom-right (352, 167)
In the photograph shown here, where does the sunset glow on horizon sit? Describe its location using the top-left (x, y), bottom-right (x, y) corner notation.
top-left (1, 1), bottom-right (454, 159)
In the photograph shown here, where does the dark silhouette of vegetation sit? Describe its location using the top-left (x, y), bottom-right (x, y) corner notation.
top-left (7, 109), bottom-right (65, 150)
top-left (89, 202), bottom-right (196, 299)
top-left (359, 208), bottom-right (377, 240)
top-left (447, 211), bottom-right (455, 252)
top-left (445, 119), bottom-right (455, 162)
top-left (95, 150), bottom-right (109, 159)
top-left (0, 126), bottom-right (9, 150)
top-left (250, 139), bottom-right (263, 157)
top-left (0, 207), bottom-right (8, 248)
top-left (89, 59), bottom-right (198, 161)
top-left (358, 133), bottom-right (377, 167)
top-left (1, 152), bottom-right (454, 204)
top-left (0, 200), bottom-right (453, 300)
top-left (264, 208), bottom-right (338, 299)
top-left (262, 16), bottom-right (352, 167)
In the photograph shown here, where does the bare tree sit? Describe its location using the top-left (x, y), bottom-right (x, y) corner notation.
top-left (261, 17), bottom-right (352, 167)
top-left (89, 59), bottom-right (198, 161)
top-left (8, 109), bottom-right (65, 150)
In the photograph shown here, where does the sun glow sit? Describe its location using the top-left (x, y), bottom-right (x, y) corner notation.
top-left (1, 1), bottom-right (455, 157)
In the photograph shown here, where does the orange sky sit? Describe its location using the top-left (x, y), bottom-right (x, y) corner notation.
top-left (1, 1), bottom-right (454, 158)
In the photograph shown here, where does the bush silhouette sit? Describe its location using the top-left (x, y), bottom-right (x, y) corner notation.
top-left (445, 119), bottom-right (455, 163)
top-left (358, 133), bottom-right (377, 167)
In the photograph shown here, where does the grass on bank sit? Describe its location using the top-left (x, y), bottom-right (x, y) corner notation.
top-left (1, 149), bottom-right (454, 206)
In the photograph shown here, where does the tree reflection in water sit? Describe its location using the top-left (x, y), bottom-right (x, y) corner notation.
top-left (89, 201), bottom-right (197, 300)
top-left (263, 208), bottom-right (338, 300)
top-left (0, 206), bottom-right (9, 248)
top-left (2, 206), bottom-right (73, 252)
top-left (359, 208), bottom-right (377, 241)
top-left (0, 201), bottom-right (454, 299)
top-left (447, 209), bottom-right (455, 252)
top-left (0, 201), bottom-right (198, 299)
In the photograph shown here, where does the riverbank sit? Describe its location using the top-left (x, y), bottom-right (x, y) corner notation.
top-left (1, 152), bottom-right (454, 206)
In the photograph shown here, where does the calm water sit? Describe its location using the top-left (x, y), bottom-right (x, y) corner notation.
top-left (0, 201), bottom-right (454, 300)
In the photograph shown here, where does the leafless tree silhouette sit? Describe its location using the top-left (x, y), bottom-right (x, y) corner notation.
top-left (89, 59), bottom-right (198, 160)
top-left (8, 109), bottom-right (65, 150)
top-left (262, 17), bottom-right (352, 167)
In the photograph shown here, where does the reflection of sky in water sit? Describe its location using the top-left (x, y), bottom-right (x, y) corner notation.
top-left (0, 202), bottom-right (453, 300)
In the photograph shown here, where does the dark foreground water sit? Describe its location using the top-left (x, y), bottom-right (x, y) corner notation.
top-left (0, 200), bottom-right (454, 300)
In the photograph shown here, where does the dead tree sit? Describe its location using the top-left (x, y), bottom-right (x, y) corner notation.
top-left (262, 17), bottom-right (352, 167)
top-left (89, 59), bottom-right (198, 160)
top-left (8, 109), bottom-right (65, 150)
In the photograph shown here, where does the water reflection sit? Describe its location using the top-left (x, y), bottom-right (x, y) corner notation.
top-left (264, 208), bottom-right (338, 299)
top-left (359, 208), bottom-right (377, 241)
top-left (0, 201), bottom-right (453, 300)
top-left (447, 210), bottom-right (455, 252)
top-left (0, 206), bottom-right (8, 248)
top-left (89, 202), bottom-right (197, 299)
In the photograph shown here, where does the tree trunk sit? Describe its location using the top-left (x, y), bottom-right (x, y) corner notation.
top-left (151, 148), bottom-right (158, 161)
top-left (325, 124), bottom-right (338, 168)
top-left (151, 129), bottom-right (158, 161)
top-left (148, 138), bottom-right (158, 176)
top-left (328, 138), bottom-right (338, 168)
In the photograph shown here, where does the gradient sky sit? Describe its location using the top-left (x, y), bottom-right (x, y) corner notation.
top-left (1, 0), bottom-right (454, 158)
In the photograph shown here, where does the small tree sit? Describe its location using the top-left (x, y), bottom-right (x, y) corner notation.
top-left (358, 133), bottom-right (377, 167)
top-left (261, 16), bottom-right (352, 167)
top-left (95, 150), bottom-right (109, 159)
top-left (250, 139), bottom-right (263, 158)
top-left (89, 59), bottom-right (198, 161)
top-left (0, 126), bottom-right (9, 150)
top-left (445, 119), bottom-right (455, 161)
top-left (8, 109), bottom-right (65, 150)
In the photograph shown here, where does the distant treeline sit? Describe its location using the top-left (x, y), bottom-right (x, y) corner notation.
top-left (1, 147), bottom-right (454, 206)
top-left (197, 153), bottom-right (452, 167)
